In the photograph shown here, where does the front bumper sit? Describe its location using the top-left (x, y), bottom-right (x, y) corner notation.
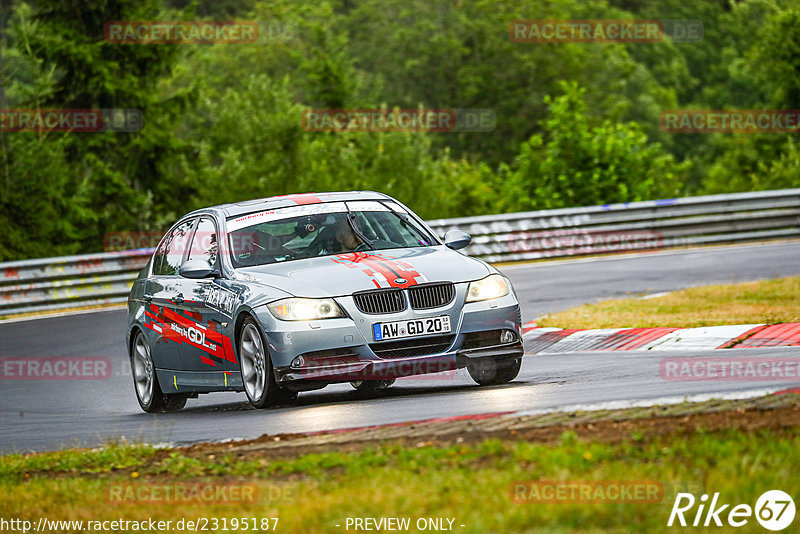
top-left (274, 339), bottom-right (524, 385)
top-left (251, 286), bottom-right (523, 386)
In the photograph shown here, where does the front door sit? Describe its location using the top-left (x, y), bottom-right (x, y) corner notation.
top-left (179, 217), bottom-right (239, 373)
top-left (143, 218), bottom-right (197, 374)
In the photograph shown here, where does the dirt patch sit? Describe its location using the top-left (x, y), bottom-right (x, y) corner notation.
top-left (178, 392), bottom-right (800, 460)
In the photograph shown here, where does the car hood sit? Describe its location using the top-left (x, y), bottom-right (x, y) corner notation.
top-left (236, 246), bottom-right (492, 297)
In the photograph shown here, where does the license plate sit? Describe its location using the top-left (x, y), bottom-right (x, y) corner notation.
top-left (373, 315), bottom-right (451, 341)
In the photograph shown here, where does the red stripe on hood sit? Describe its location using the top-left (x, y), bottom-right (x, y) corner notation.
top-left (332, 252), bottom-right (422, 287)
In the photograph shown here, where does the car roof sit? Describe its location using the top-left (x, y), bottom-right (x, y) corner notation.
top-left (184, 191), bottom-right (394, 219)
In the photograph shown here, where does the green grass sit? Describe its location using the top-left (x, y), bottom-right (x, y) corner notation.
top-left (0, 442), bottom-right (158, 477)
top-left (2, 426), bottom-right (798, 533)
top-left (537, 276), bottom-right (800, 329)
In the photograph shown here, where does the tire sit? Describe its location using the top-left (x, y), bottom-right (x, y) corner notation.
top-left (350, 379), bottom-right (396, 391)
top-left (467, 357), bottom-right (522, 386)
top-left (131, 330), bottom-right (187, 413)
top-left (239, 317), bottom-right (297, 408)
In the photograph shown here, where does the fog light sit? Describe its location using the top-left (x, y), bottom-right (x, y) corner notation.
top-left (500, 330), bottom-right (515, 343)
top-left (291, 355), bottom-right (305, 368)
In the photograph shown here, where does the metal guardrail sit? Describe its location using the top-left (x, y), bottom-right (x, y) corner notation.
top-left (2, 189), bottom-right (799, 318)
top-left (427, 188), bottom-right (800, 262)
top-left (0, 250), bottom-right (152, 317)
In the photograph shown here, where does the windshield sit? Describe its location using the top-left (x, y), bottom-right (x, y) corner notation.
top-left (226, 201), bottom-right (436, 267)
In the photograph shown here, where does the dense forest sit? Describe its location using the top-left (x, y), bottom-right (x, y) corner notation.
top-left (0, 0), bottom-right (798, 261)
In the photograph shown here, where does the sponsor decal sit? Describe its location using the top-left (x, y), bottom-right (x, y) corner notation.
top-left (226, 199), bottom-right (401, 232)
top-left (227, 202), bottom-right (345, 232)
top-left (144, 304), bottom-right (236, 367)
top-left (331, 252), bottom-right (426, 289)
top-left (205, 286), bottom-right (237, 316)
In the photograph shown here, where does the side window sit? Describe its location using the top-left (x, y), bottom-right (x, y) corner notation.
top-left (188, 217), bottom-right (218, 267)
top-left (152, 219), bottom-right (195, 276)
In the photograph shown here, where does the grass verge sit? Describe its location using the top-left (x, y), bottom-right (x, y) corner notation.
top-left (536, 276), bottom-right (800, 329)
top-left (2, 395), bottom-right (799, 533)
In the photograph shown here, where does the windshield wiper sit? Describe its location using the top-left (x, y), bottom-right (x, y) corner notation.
top-left (344, 203), bottom-right (376, 250)
top-left (381, 201), bottom-right (433, 245)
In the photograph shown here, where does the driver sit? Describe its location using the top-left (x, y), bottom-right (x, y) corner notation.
top-left (312, 216), bottom-right (367, 255)
top-left (330, 218), bottom-right (365, 252)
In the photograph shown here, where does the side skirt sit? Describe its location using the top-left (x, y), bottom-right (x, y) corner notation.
top-left (155, 368), bottom-right (244, 394)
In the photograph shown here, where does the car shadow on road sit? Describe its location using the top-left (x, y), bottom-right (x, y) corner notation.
top-left (171, 379), bottom-right (537, 414)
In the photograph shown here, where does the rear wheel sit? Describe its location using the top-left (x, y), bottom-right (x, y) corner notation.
top-left (131, 330), bottom-right (187, 413)
top-left (467, 357), bottom-right (522, 386)
top-left (239, 318), bottom-right (297, 408)
top-left (350, 379), bottom-right (395, 391)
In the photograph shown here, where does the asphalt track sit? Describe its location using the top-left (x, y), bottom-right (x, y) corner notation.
top-left (1, 241), bottom-right (800, 453)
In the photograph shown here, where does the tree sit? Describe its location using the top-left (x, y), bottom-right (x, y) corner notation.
top-left (700, 5), bottom-right (800, 195)
top-left (501, 82), bottom-right (686, 211)
top-left (21, 0), bottom-right (190, 249)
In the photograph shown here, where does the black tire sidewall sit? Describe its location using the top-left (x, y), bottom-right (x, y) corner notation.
top-left (131, 330), bottom-right (188, 413)
top-left (468, 357), bottom-right (521, 385)
top-left (131, 330), bottom-right (166, 412)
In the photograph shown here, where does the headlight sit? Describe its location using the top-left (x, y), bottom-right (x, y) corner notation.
top-left (465, 274), bottom-right (510, 302)
top-left (267, 298), bottom-right (345, 321)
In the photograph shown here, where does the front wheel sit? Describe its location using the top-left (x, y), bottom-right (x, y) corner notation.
top-left (239, 318), bottom-right (297, 408)
top-left (467, 358), bottom-right (522, 386)
top-left (131, 330), bottom-right (187, 413)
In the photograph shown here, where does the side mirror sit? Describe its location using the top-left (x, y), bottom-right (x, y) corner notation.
top-left (443, 230), bottom-right (472, 251)
top-left (179, 258), bottom-right (219, 279)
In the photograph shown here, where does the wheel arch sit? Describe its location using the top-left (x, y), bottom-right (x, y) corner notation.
top-left (128, 324), bottom-right (144, 360)
top-left (234, 309), bottom-right (262, 357)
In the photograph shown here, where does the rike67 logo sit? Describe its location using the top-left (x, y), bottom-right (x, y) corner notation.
top-left (668, 490), bottom-right (795, 531)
